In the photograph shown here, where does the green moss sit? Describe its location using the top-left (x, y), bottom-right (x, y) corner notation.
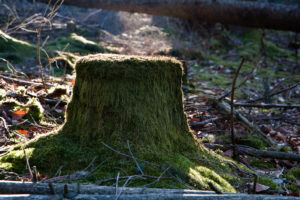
top-left (239, 30), bottom-right (261, 59)
top-left (197, 72), bottom-right (232, 89)
top-left (284, 167), bottom-right (300, 192)
top-left (25, 98), bottom-right (44, 123)
top-left (236, 136), bottom-right (267, 150)
top-left (285, 168), bottom-right (300, 182)
top-left (280, 146), bottom-right (293, 153)
top-left (0, 30), bottom-right (36, 64)
top-left (1, 98), bottom-right (44, 123)
top-left (45, 33), bottom-right (106, 55)
top-left (250, 158), bottom-right (275, 170)
top-left (264, 40), bottom-right (294, 59)
top-left (1, 54), bottom-right (240, 192)
top-left (258, 177), bottom-right (279, 190)
top-left (217, 134), bottom-right (231, 144)
top-left (0, 148), bottom-right (34, 172)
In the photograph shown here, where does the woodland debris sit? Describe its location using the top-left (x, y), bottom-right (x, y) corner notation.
top-left (205, 95), bottom-right (276, 147)
top-left (0, 74), bottom-right (54, 88)
top-left (247, 84), bottom-right (299, 103)
top-left (234, 103), bottom-right (300, 109)
top-left (189, 117), bottom-right (220, 129)
top-left (205, 144), bottom-right (300, 162)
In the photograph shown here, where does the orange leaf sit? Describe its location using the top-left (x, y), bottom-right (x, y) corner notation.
top-left (13, 110), bottom-right (28, 120)
top-left (17, 130), bottom-right (28, 135)
top-left (14, 110), bottom-right (27, 115)
top-left (190, 118), bottom-right (199, 122)
top-left (71, 79), bottom-right (75, 85)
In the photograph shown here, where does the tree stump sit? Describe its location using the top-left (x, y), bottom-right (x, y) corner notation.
top-left (0, 54), bottom-right (236, 192)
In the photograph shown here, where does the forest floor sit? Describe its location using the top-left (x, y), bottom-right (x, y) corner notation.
top-left (0, 0), bottom-right (299, 197)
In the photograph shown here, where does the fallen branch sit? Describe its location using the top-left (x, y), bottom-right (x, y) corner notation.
top-left (23, 148), bottom-right (33, 180)
top-left (127, 140), bottom-right (144, 175)
top-left (0, 117), bottom-right (10, 137)
top-left (234, 103), bottom-right (300, 109)
top-left (42, 98), bottom-right (68, 107)
top-left (247, 84), bottom-right (298, 103)
top-left (189, 117), bottom-right (220, 129)
top-left (206, 96), bottom-right (276, 147)
top-left (0, 74), bottom-right (54, 88)
top-left (237, 145), bottom-right (300, 162)
top-left (204, 144), bottom-right (300, 162)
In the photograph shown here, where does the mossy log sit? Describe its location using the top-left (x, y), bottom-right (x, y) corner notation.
top-left (1, 54), bottom-right (238, 192)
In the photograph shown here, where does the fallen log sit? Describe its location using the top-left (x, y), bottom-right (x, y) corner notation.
top-left (0, 194), bottom-right (62, 200)
top-left (1, 193), bottom-right (299, 200)
top-left (237, 145), bottom-right (300, 162)
top-left (0, 181), bottom-right (217, 195)
top-left (205, 144), bottom-right (300, 162)
top-left (0, 181), bottom-right (299, 200)
top-left (32, 0), bottom-right (300, 32)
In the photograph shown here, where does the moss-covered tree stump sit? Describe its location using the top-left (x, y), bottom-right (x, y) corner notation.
top-left (0, 54), bottom-right (237, 192)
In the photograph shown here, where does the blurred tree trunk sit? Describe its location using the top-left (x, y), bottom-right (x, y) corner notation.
top-left (32, 0), bottom-right (300, 32)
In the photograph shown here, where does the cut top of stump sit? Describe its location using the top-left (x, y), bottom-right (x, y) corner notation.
top-left (77, 53), bottom-right (182, 64)
top-left (75, 53), bottom-right (184, 80)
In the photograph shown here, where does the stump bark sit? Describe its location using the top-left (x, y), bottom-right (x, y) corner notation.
top-left (0, 54), bottom-right (236, 192)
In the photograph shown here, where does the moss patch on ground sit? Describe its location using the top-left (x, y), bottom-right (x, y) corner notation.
top-left (284, 168), bottom-right (300, 192)
top-left (0, 31), bottom-right (112, 74)
top-left (45, 33), bottom-right (107, 55)
top-left (257, 177), bottom-right (279, 191)
top-left (0, 30), bottom-right (36, 68)
top-left (0, 54), bottom-right (241, 192)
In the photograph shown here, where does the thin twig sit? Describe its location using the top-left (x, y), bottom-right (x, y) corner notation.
top-left (142, 167), bottom-right (170, 188)
top-left (0, 117), bottom-right (10, 136)
top-left (230, 58), bottom-right (245, 158)
top-left (101, 142), bottom-right (159, 167)
top-left (127, 140), bottom-right (144, 175)
top-left (218, 50), bottom-right (265, 101)
top-left (83, 156), bottom-right (97, 172)
top-left (247, 83), bottom-right (298, 103)
top-left (115, 176), bottom-right (133, 200)
top-left (115, 172), bottom-right (120, 196)
top-left (97, 174), bottom-right (172, 185)
top-left (23, 148), bottom-right (33, 179)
